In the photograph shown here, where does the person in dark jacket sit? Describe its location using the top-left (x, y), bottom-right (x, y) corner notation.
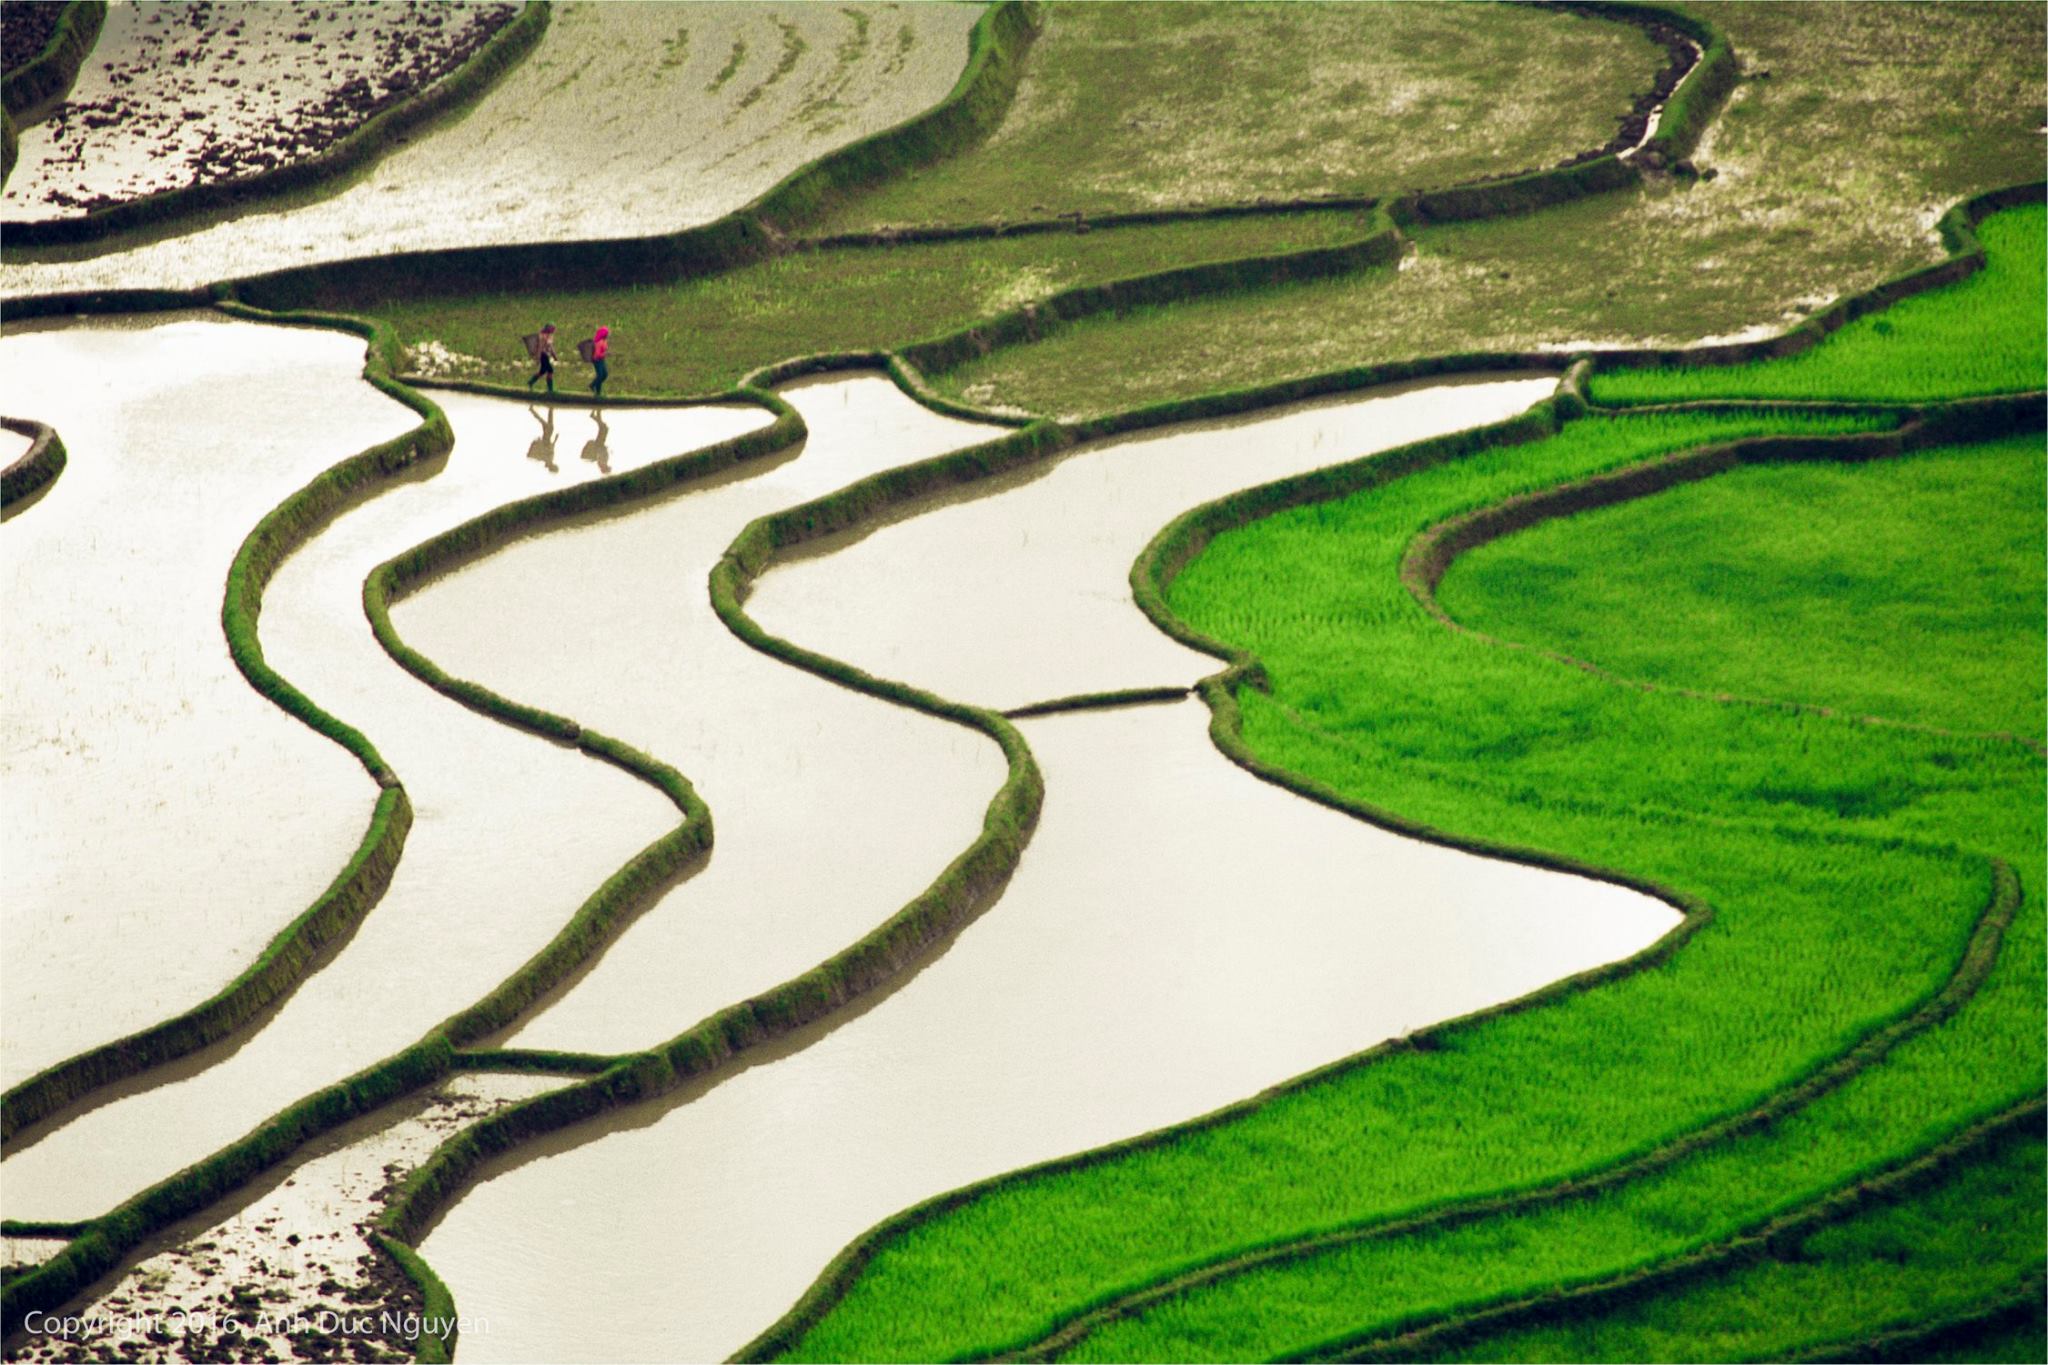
top-left (525, 324), bottom-right (557, 393)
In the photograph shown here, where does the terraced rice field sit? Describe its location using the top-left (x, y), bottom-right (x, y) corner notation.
top-left (2, 3), bottom-right (2041, 1363)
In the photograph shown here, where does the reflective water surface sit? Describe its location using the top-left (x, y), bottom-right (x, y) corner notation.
top-left (418, 375), bottom-right (1680, 1363)
top-left (2, 391), bottom-right (765, 1219)
top-left (1, 315), bottom-right (413, 1088)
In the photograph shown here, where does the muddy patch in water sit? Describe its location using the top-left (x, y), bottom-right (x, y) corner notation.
top-left (2, 1074), bottom-right (561, 1365)
top-left (5, 1), bottom-right (515, 221)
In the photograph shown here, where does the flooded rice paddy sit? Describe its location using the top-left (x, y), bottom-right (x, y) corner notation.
top-left (3, 348), bottom-right (768, 1218)
top-left (0, 315), bottom-right (413, 1088)
top-left (393, 376), bottom-right (1011, 1053)
top-left (750, 375), bottom-right (1563, 709)
top-left (413, 375), bottom-right (1680, 1362)
top-left (7, 336), bottom-right (1678, 1360)
top-left (0, 3), bottom-right (981, 300)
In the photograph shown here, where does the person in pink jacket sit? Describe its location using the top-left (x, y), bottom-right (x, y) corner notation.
top-left (588, 325), bottom-right (610, 398)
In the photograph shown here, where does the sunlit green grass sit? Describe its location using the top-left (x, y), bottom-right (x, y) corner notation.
top-left (346, 210), bottom-right (1372, 398)
top-left (772, 409), bottom-right (2046, 1361)
top-left (1438, 435), bottom-right (2047, 739)
top-left (1433, 1128), bottom-right (2045, 1363)
top-left (1589, 205), bottom-right (2047, 404)
top-left (1040, 427), bottom-right (2045, 1362)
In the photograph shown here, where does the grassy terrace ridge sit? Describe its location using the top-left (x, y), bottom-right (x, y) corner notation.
top-left (3, 3), bottom-right (2040, 1359)
top-left (759, 406), bottom-right (2045, 1362)
top-left (1439, 433), bottom-right (2046, 741)
top-left (1588, 204), bottom-right (2048, 404)
top-left (1913, 1299), bottom-right (2048, 1365)
top-left (356, 209), bottom-right (1377, 399)
top-left (760, 199), bottom-right (2045, 1361)
top-left (931, 3), bottom-right (2044, 418)
top-left (1424, 1123), bottom-right (2046, 1363)
top-left (806, 1), bottom-right (1666, 230)
top-left (1031, 430), bottom-right (2039, 1363)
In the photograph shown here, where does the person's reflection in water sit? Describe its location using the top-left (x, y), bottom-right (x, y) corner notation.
top-left (526, 404), bottom-right (559, 473)
top-left (580, 408), bottom-right (611, 475)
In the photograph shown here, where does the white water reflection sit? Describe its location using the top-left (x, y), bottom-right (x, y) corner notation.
top-left (750, 376), bottom-right (1563, 709)
top-left (419, 375), bottom-right (1680, 1362)
top-left (1, 393), bottom-right (766, 1219)
top-left (0, 314), bottom-right (413, 1087)
top-left (394, 377), bottom-right (1010, 1053)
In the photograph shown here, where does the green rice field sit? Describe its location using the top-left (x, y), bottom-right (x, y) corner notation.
top-left (4, 3), bottom-right (2041, 1361)
top-left (1589, 205), bottom-right (2048, 405)
top-left (767, 402), bottom-right (2045, 1360)
top-left (1438, 435), bottom-right (2047, 739)
top-left (757, 201), bottom-right (2045, 1362)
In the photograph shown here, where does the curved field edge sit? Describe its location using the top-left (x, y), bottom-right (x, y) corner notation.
top-left (0, 308), bottom-right (809, 1341)
top-left (1583, 204), bottom-right (2048, 406)
top-left (0, 0), bottom-right (1055, 1154)
top-left (1001, 842), bottom-right (2024, 1365)
top-left (1404, 411), bottom-right (2047, 753)
top-left (1350, 1108), bottom-right (2047, 1365)
top-left (0, 307), bottom-right (451, 1326)
top-left (0, 3), bottom-right (548, 253)
top-left (0, 309), bottom-right (447, 1149)
top-left (737, 183), bottom-right (2046, 1362)
top-left (739, 406), bottom-right (2002, 1364)
top-left (0, 415), bottom-right (68, 518)
top-left (1563, 183), bottom-right (2048, 396)
top-left (1802, 1274), bottom-right (2048, 1365)
top-left (1431, 433), bottom-right (2046, 746)
top-left (1014, 377), bottom-right (2043, 1356)
top-left (0, 321), bottom-right (1058, 1352)
top-left (0, 0), bottom-right (104, 188)
top-left (986, 400), bottom-right (2041, 1361)
top-left (1196, 427), bottom-right (2039, 1365)
top-left (9, 13), bottom-right (2014, 1357)
top-left (1019, 409), bottom-right (2031, 1365)
top-left (1330, 1100), bottom-right (2047, 1365)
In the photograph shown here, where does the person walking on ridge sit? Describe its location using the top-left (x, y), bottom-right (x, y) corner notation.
top-left (525, 323), bottom-right (558, 394)
top-left (586, 325), bottom-right (611, 398)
